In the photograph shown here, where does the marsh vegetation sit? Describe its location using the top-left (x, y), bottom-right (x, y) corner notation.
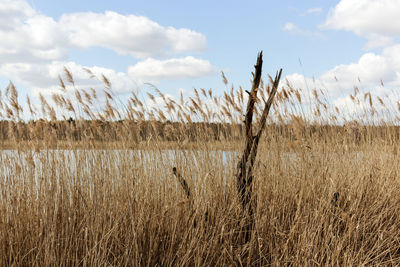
top-left (1, 54), bottom-right (400, 265)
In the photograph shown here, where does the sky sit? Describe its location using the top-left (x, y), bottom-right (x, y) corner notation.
top-left (1, 0), bottom-right (400, 118)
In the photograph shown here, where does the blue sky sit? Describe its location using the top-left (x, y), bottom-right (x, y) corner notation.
top-left (1, 0), bottom-right (400, 118)
top-left (32, 0), bottom-right (364, 76)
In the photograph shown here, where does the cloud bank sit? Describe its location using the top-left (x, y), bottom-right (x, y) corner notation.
top-left (324, 0), bottom-right (400, 49)
top-left (0, 0), bottom-right (215, 96)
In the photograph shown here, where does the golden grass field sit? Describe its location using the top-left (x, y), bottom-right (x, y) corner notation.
top-left (1, 65), bottom-right (400, 265)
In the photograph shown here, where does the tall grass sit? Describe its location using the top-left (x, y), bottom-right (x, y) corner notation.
top-left (1, 68), bottom-right (400, 265)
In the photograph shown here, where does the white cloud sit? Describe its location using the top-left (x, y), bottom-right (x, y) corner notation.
top-left (0, 0), bottom-right (215, 101)
top-left (301, 7), bottom-right (323, 16)
top-left (319, 53), bottom-right (393, 92)
top-left (0, 9), bottom-right (67, 63)
top-left (59, 11), bottom-right (206, 58)
top-left (1, 56), bottom-right (217, 98)
top-left (283, 22), bottom-right (324, 39)
top-left (128, 56), bottom-right (217, 80)
top-left (283, 22), bottom-right (296, 32)
top-left (0, 0), bottom-right (207, 63)
top-left (0, 61), bottom-right (139, 97)
top-left (283, 44), bottom-right (400, 121)
top-left (0, 0), bottom-right (34, 30)
top-left (286, 49), bottom-right (397, 98)
top-left (324, 0), bottom-right (400, 48)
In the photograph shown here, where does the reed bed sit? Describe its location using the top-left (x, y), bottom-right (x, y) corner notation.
top-left (1, 67), bottom-right (400, 265)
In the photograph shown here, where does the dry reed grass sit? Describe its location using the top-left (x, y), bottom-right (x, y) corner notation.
top-left (0, 65), bottom-right (400, 265)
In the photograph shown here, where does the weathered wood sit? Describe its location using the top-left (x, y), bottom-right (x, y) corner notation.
top-left (245, 69), bottom-right (282, 182)
top-left (173, 167), bottom-right (191, 199)
top-left (235, 52), bottom-right (282, 243)
top-left (236, 52), bottom-right (264, 212)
